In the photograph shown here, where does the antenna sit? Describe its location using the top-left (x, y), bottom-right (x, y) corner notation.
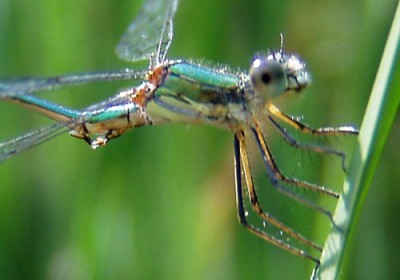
top-left (279, 33), bottom-right (284, 55)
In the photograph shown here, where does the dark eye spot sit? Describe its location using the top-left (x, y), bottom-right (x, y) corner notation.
top-left (261, 72), bottom-right (271, 84)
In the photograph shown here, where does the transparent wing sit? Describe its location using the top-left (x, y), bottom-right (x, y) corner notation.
top-left (0, 87), bottom-right (143, 162)
top-left (0, 69), bottom-right (147, 161)
top-left (115, 0), bottom-right (178, 63)
top-left (0, 69), bottom-right (146, 98)
top-left (0, 122), bottom-right (70, 162)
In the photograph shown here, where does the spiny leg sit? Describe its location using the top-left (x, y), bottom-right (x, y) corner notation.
top-left (253, 119), bottom-right (338, 197)
top-left (251, 121), bottom-right (339, 227)
top-left (234, 130), bottom-right (322, 263)
top-left (268, 115), bottom-right (349, 172)
top-left (268, 103), bottom-right (358, 172)
top-left (268, 103), bottom-right (359, 136)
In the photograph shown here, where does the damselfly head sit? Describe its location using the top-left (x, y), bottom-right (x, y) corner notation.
top-left (249, 50), bottom-right (310, 105)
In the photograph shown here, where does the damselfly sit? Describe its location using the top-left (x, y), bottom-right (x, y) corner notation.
top-left (0, 0), bottom-right (358, 273)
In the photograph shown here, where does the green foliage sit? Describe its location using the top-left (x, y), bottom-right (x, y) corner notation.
top-left (320, 3), bottom-right (400, 279)
top-left (0, 1), bottom-right (397, 279)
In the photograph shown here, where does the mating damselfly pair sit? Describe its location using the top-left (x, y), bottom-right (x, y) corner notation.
top-left (0, 0), bottom-right (358, 275)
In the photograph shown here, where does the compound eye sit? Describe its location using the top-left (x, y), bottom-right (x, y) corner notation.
top-left (249, 58), bottom-right (288, 100)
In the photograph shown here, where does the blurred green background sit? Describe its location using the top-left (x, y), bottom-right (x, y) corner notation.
top-left (0, 0), bottom-right (398, 279)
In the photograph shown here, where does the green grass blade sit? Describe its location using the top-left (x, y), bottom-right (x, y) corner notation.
top-left (318, 2), bottom-right (400, 279)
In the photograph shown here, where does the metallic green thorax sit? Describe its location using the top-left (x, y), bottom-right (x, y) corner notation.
top-left (146, 61), bottom-right (246, 127)
top-left (2, 51), bottom-right (310, 150)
